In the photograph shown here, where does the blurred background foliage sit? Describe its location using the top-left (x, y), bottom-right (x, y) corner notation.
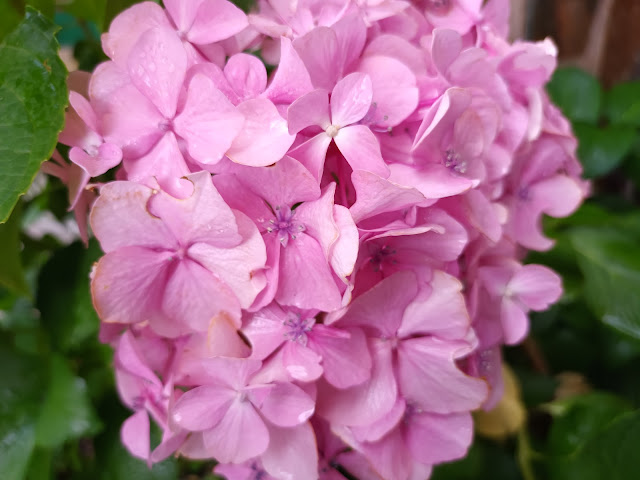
top-left (0, 0), bottom-right (640, 479)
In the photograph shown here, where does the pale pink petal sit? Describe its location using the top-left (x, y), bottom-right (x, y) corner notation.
top-left (330, 73), bottom-right (373, 127)
top-left (500, 297), bottom-right (529, 345)
top-left (250, 382), bottom-right (315, 427)
top-left (184, 0), bottom-right (248, 44)
top-left (147, 171), bottom-right (241, 248)
top-left (227, 98), bottom-right (295, 167)
top-left (224, 53), bottom-right (267, 99)
top-left (90, 182), bottom-right (175, 252)
top-left (329, 205), bottom-right (359, 281)
top-left (162, 259), bottom-right (242, 332)
top-left (172, 385), bottom-right (235, 431)
top-left (397, 337), bottom-right (488, 413)
top-left (357, 55), bottom-right (419, 127)
top-left (351, 396), bottom-right (405, 443)
top-left (282, 342), bottom-right (324, 382)
top-left (242, 304), bottom-right (288, 360)
top-left (294, 184), bottom-right (339, 259)
top-left (127, 27), bottom-right (186, 118)
top-left (309, 326), bottom-right (372, 389)
top-left (115, 331), bottom-right (161, 385)
top-left (101, 2), bottom-right (170, 65)
top-left (173, 74), bottom-right (245, 165)
top-left (69, 143), bottom-right (122, 178)
top-left (510, 264), bottom-right (562, 310)
top-left (261, 422), bottom-right (319, 480)
top-left (293, 27), bottom-right (341, 90)
top-left (288, 133), bottom-right (332, 181)
top-left (68, 91), bottom-right (98, 132)
top-left (431, 28), bottom-right (463, 75)
top-left (317, 339), bottom-right (397, 426)
top-left (91, 247), bottom-right (170, 325)
top-left (388, 163), bottom-right (475, 199)
top-left (334, 125), bottom-right (389, 177)
top-left (121, 410), bottom-right (150, 460)
top-left (406, 412), bottom-right (473, 465)
top-left (187, 211), bottom-right (267, 309)
top-left (335, 271), bottom-right (417, 337)
top-left (349, 170), bottom-right (426, 224)
top-left (264, 37), bottom-right (314, 106)
top-left (276, 234), bottom-right (342, 311)
top-left (287, 89), bottom-right (331, 134)
top-left (203, 401), bottom-right (269, 463)
top-left (399, 271), bottom-right (471, 340)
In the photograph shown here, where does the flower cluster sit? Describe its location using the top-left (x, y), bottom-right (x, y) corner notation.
top-left (48, 0), bottom-right (588, 478)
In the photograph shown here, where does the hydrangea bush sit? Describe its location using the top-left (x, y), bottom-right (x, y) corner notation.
top-left (44, 0), bottom-right (588, 478)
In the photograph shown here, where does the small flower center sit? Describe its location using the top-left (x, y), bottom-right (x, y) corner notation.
top-left (325, 124), bottom-right (340, 138)
top-left (444, 148), bottom-right (467, 174)
top-left (264, 205), bottom-right (305, 247)
top-left (283, 313), bottom-right (314, 345)
top-left (369, 244), bottom-right (396, 272)
top-left (84, 145), bottom-right (99, 157)
top-left (517, 187), bottom-right (531, 201)
top-left (403, 402), bottom-right (422, 424)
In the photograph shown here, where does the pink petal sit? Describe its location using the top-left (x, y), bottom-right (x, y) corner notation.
top-left (162, 258), bottom-right (241, 332)
top-left (388, 163), bottom-right (475, 199)
top-left (329, 205), bottom-right (359, 281)
top-left (288, 133), bottom-right (332, 182)
top-left (115, 331), bottom-right (161, 385)
top-left (294, 183), bottom-right (339, 260)
top-left (91, 247), bottom-right (170, 325)
top-left (287, 89), bottom-right (331, 134)
top-left (68, 91), bottom-right (98, 132)
top-left (224, 53), bottom-right (267, 99)
top-left (121, 410), bottom-right (150, 460)
top-left (351, 396), bottom-right (405, 443)
top-left (336, 271), bottom-right (417, 337)
top-left (182, 0), bottom-right (248, 44)
top-left (293, 26), bottom-right (340, 90)
top-left (102, 2), bottom-right (170, 65)
top-left (264, 37), bottom-right (314, 106)
top-left (431, 28), bottom-right (463, 75)
top-left (317, 339), bottom-right (397, 427)
top-left (399, 271), bottom-right (471, 340)
top-left (69, 143), bottom-right (122, 178)
top-left (90, 181), bottom-right (175, 252)
top-left (250, 382), bottom-right (315, 427)
top-left (173, 74), bottom-right (245, 165)
top-left (309, 325), bottom-right (372, 389)
top-left (123, 132), bottom-right (192, 199)
top-left (510, 264), bottom-right (562, 310)
top-left (406, 412), bottom-right (473, 465)
top-left (357, 55), bottom-right (419, 127)
top-left (334, 125), bottom-right (389, 177)
top-left (397, 337), bottom-right (488, 413)
top-left (242, 304), bottom-right (288, 360)
top-left (282, 342), bottom-right (324, 382)
top-left (147, 171), bottom-right (241, 248)
top-left (330, 73), bottom-right (373, 127)
top-left (187, 211), bottom-right (267, 309)
top-left (127, 27), bottom-right (186, 118)
top-left (500, 297), bottom-right (529, 345)
top-left (261, 422), bottom-right (319, 480)
top-left (276, 233), bottom-right (342, 311)
top-left (172, 385), bottom-right (236, 431)
top-left (227, 98), bottom-right (295, 167)
top-left (203, 401), bottom-right (269, 463)
top-left (349, 170), bottom-right (426, 224)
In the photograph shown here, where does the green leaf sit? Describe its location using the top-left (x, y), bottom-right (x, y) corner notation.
top-left (0, 8), bottom-right (68, 223)
top-left (546, 392), bottom-right (631, 456)
top-left (0, 342), bottom-right (46, 480)
top-left (549, 409), bottom-right (640, 480)
top-left (573, 123), bottom-right (636, 178)
top-left (603, 81), bottom-right (640, 127)
top-left (35, 354), bottom-right (101, 448)
top-left (37, 241), bottom-right (102, 352)
top-left (0, 204), bottom-right (30, 296)
top-left (547, 67), bottom-right (602, 124)
top-left (570, 227), bottom-right (640, 341)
